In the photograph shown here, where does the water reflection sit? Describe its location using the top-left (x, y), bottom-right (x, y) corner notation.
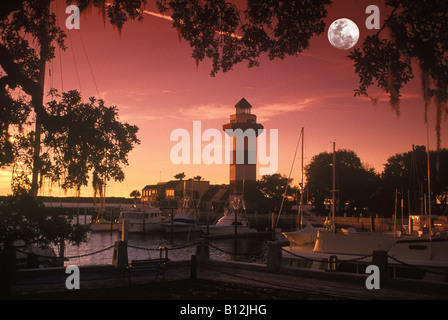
top-left (64, 231), bottom-right (269, 266)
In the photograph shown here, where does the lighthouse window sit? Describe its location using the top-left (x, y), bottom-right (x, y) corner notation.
top-left (237, 107), bottom-right (251, 114)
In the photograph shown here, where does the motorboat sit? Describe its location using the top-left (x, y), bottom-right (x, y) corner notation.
top-left (162, 196), bottom-right (201, 234)
top-left (163, 213), bottom-right (202, 233)
top-left (119, 204), bottom-right (167, 233)
top-left (202, 195), bottom-right (257, 235)
top-left (203, 210), bottom-right (258, 235)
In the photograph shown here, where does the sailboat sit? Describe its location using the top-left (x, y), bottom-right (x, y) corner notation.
top-left (285, 141), bottom-right (404, 253)
top-left (282, 209), bottom-right (326, 246)
top-left (90, 214), bottom-right (119, 231)
top-left (283, 128), bottom-right (327, 245)
top-left (90, 182), bottom-right (119, 231)
top-left (282, 140), bottom-right (448, 282)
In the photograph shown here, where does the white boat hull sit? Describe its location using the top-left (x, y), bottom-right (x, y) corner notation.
top-left (389, 237), bottom-right (448, 262)
top-left (202, 210), bottom-right (256, 236)
top-left (283, 224), bottom-right (323, 246)
top-left (313, 230), bottom-right (397, 255)
top-left (283, 231), bottom-right (317, 246)
top-left (119, 205), bottom-right (167, 233)
top-left (163, 211), bottom-right (201, 234)
top-left (282, 232), bottom-right (448, 282)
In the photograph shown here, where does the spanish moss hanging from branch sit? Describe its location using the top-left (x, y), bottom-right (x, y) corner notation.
top-left (348, 0), bottom-right (448, 150)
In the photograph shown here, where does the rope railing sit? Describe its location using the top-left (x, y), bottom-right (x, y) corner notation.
top-left (128, 241), bottom-right (199, 252)
top-left (128, 241), bottom-right (266, 260)
top-left (14, 241), bottom-right (448, 278)
top-left (280, 247), bottom-right (337, 263)
top-left (65, 245), bottom-right (115, 259)
top-left (208, 242), bottom-right (267, 259)
top-left (15, 245), bottom-right (115, 260)
top-left (208, 243), bottom-right (234, 255)
top-left (14, 248), bottom-right (56, 259)
top-left (387, 254), bottom-right (448, 276)
top-left (14, 241), bottom-right (201, 261)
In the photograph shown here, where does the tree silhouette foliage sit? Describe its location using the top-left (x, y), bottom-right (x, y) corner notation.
top-left (130, 189), bottom-right (141, 199)
top-left (305, 149), bottom-right (379, 214)
top-left (0, 0), bottom-right (141, 196)
top-left (156, 0), bottom-right (330, 76)
top-left (348, 0), bottom-right (447, 149)
top-left (0, 192), bottom-right (88, 249)
top-left (0, 1), bottom-right (141, 247)
top-left (1, 0), bottom-right (447, 186)
top-left (174, 172), bottom-right (186, 180)
top-left (303, 146), bottom-right (448, 216)
top-left (43, 90), bottom-right (140, 195)
top-left (381, 146), bottom-right (448, 215)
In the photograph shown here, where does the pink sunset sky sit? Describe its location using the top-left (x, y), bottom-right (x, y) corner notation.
top-left (1, 0), bottom-right (446, 198)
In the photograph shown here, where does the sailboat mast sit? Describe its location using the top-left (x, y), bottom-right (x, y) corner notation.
top-left (300, 127), bottom-right (304, 229)
top-left (426, 123), bottom-right (432, 242)
top-left (332, 141), bottom-right (336, 230)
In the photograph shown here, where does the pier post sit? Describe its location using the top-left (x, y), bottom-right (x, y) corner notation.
top-left (372, 250), bottom-right (389, 286)
top-left (266, 241), bottom-right (283, 273)
top-left (326, 255), bottom-right (338, 272)
top-left (121, 219), bottom-right (129, 242)
top-left (0, 249), bottom-right (15, 298)
top-left (190, 255), bottom-right (197, 279)
top-left (112, 241), bottom-right (128, 268)
top-left (195, 238), bottom-right (210, 263)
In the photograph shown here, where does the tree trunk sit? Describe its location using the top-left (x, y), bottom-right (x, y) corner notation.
top-left (30, 3), bottom-right (49, 199)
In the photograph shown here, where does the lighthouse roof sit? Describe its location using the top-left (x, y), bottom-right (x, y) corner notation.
top-left (235, 98), bottom-right (252, 109)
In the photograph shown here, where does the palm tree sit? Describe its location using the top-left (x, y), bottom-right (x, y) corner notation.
top-left (174, 172), bottom-right (186, 180)
top-left (130, 190), bottom-right (141, 200)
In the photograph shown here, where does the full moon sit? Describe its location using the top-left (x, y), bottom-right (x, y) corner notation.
top-left (328, 18), bottom-right (359, 50)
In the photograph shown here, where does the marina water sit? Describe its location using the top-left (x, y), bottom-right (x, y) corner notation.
top-left (64, 217), bottom-right (270, 267)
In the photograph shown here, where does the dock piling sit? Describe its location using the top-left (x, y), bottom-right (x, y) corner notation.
top-left (0, 251), bottom-right (14, 298)
top-left (372, 250), bottom-right (389, 287)
top-left (190, 254), bottom-right (197, 279)
top-left (121, 219), bottom-right (129, 242)
top-left (266, 241), bottom-right (284, 273)
top-left (326, 255), bottom-right (338, 272)
top-left (112, 241), bottom-right (128, 269)
top-left (195, 238), bottom-right (210, 263)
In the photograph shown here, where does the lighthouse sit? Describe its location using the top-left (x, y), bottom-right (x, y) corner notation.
top-left (223, 98), bottom-right (264, 199)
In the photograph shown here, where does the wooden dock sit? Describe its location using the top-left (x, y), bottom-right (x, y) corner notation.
top-left (9, 258), bottom-right (447, 300)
